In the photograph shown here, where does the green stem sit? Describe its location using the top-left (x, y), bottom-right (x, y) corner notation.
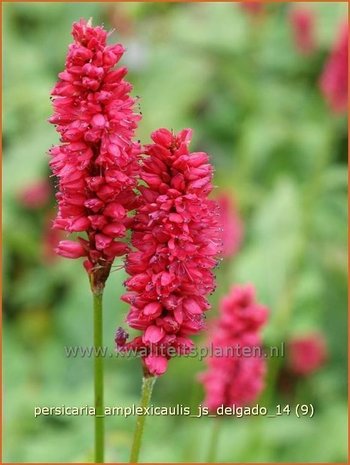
top-left (206, 418), bottom-right (222, 462)
top-left (129, 376), bottom-right (156, 463)
top-left (93, 291), bottom-right (104, 463)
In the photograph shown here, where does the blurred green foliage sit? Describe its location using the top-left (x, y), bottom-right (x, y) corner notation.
top-left (3, 2), bottom-right (348, 463)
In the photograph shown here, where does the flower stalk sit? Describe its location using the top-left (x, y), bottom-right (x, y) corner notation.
top-left (48, 18), bottom-right (142, 462)
top-left (93, 289), bottom-right (104, 463)
top-left (129, 375), bottom-right (156, 463)
top-left (206, 418), bottom-right (222, 463)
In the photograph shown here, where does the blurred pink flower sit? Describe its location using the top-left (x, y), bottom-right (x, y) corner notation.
top-left (240, 1), bottom-right (264, 16)
top-left (217, 193), bottom-right (243, 259)
top-left (42, 214), bottom-right (64, 264)
top-left (200, 284), bottom-right (268, 412)
top-left (290, 8), bottom-right (316, 55)
top-left (48, 19), bottom-right (141, 289)
top-left (288, 333), bottom-right (327, 376)
top-left (116, 128), bottom-right (221, 376)
top-left (18, 180), bottom-right (51, 209)
top-left (320, 23), bottom-right (348, 113)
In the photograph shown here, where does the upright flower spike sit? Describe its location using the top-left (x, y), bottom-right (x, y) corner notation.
top-left (217, 193), bottom-right (243, 259)
top-left (200, 284), bottom-right (268, 412)
top-left (289, 8), bottom-right (316, 56)
top-left (320, 23), bottom-right (348, 113)
top-left (49, 19), bottom-right (141, 291)
top-left (117, 128), bottom-right (222, 376)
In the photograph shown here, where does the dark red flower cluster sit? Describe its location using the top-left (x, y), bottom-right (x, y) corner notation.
top-left (320, 24), bottom-right (348, 113)
top-left (116, 128), bottom-right (221, 375)
top-left (200, 284), bottom-right (268, 412)
top-left (49, 19), bottom-right (141, 289)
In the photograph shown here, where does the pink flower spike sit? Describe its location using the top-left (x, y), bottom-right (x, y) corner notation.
top-left (290, 8), bottom-right (316, 56)
top-left (320, 23), bottom-right (348, 113)
top-left (48, 19), bottom-right (141, 290)
top-left (119, 128), bottom-right (221, 376)
top-left (217, 193), bottom-right (243, 258)
top-left (199, 284), bottom-right (269, 412)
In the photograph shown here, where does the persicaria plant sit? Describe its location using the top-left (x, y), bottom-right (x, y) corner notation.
top-left (199, 284), bottom-right (269, 461)
top-left (117, 128), bottom-right (221, 377)
top-left (49, 19), bottom-right (141, 293)
top-left (49, 18), bottom-right (222, 463)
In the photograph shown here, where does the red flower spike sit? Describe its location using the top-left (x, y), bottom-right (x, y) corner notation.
top-left (48, 19), bottom-right (141, 292)
top-left (117, 128), bottom-right (222, 376)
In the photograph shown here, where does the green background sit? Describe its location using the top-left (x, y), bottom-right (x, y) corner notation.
top-left (3, 2), bottom-right (348, 462)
